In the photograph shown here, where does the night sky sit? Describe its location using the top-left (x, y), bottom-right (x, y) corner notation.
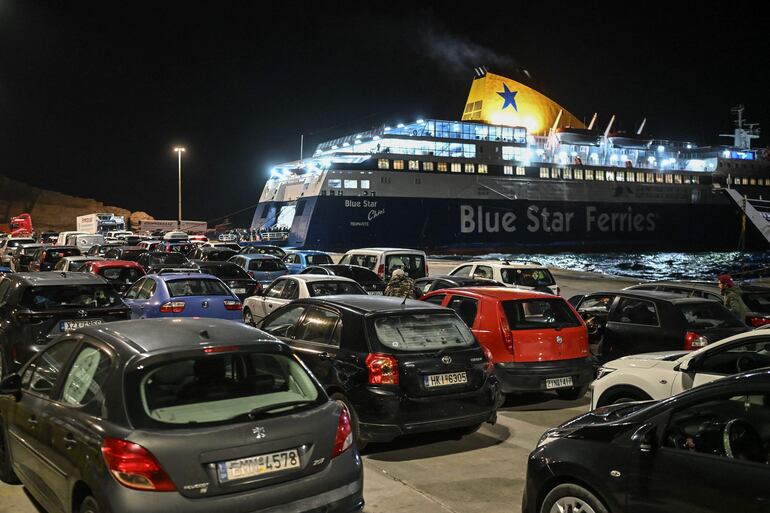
top-left (2, 2), bottom-right (768, 226)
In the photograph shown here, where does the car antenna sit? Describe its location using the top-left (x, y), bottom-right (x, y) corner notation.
top-left (401, 295), bottom-right (408, 306)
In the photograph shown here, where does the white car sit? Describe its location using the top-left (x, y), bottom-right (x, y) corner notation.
top-left (242, 274), bottom-right (367, 325)
top-left (447, 260), bottom-right (559, 295)
top-left (590, 330), bottom-right (770, 409)
top-left (338, 247), bottom-right (428, 281)
top-left (53, 255), bottom-right (104, 272)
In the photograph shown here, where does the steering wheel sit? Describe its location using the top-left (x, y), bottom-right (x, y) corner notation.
top-left (736, 355), bottom-right (754, 373)
top-left (723, 418), bottom-right (766, 463)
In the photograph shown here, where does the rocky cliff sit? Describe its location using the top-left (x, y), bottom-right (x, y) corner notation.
top-left (0, 175), bottom-right (153, 232)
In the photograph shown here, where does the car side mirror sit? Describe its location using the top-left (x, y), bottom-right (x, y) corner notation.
top-left (0, 374), bottom-right (22, 401)
top-left (677, 355), bottom-right (699, 373)
top-left (631, 423), bottom-right (658, 454)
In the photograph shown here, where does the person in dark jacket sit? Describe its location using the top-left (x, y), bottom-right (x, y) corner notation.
top-left (384, 268), bottom-right (417, 299)
top-left (719, 274), bottom-right (749, 323)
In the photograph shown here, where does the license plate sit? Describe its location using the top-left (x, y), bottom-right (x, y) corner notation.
top-left (60, 319), bottom-right (103, 332)
top-left (545, 376), bottom-right (573, 389)
top-left (232, 288), bottom-right (246, 294)
top-left (217, 449), bottom-right (300, 482)
top-left (424, 372), bottom-right (467, 388)
top-left (368, 291), bottom-right (383, 295)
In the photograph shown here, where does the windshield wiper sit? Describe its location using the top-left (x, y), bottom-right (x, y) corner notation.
top-left (247, 400), bottom-right (314, 420)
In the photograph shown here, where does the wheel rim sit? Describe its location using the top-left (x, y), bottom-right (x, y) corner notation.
top-left (244, 311), bottom-right (253, 326)
top-left (549, 497), bottom-right (597, 513)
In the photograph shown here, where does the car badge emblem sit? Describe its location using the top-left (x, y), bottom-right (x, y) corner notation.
top-left (202, 300), bottom-right (209, 309)
top-left (556, 336), bottom-right (563, 344)
top-left (77, 309), bottom-right (87, 318)
top-left (441, 355), bottom-right (452, 365)
top-left (252, 426), bottom-right (266, 439)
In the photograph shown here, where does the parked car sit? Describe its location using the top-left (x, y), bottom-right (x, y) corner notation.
top-left (28, 246), bottom-right (82, 272)
top-left (414, 275), bottom-right (507, 297)
top-left (85, 242), bottom-right (125, 257)
top-left (122, 272), bottom-right (242, 321)
top-left (283, 250), bottom-right (334, 273)
top-left (0, 272), bottom-right (130, 377)
top-left (626, 280), bottom-right (770, 328)
top-left (53, 255), bottom-right (104, 272)
top-left (188, 246), bottom-right (238, 262)
top-left (524, 368), bottom-right (770, 513)
top-left (0, 318), bottom-right (364, 513)
top-left (158, 241), bottom-right (194, 254)
top-left (238, 243), bottom-right (287, 258)
top-left (421, 287), bottom-right (594, 400)
top-left (202, 241), bottom-right (242, 252)
top-left (85, 259), bottom-right (146, 293)
top-left (193, 260), bottom-right (260, 301)
top-left (0, 237), bottom-right (36, 266)
top-left (103, 245), bottom-right (146, 261)
top-left (300, 264), bottom-right (387, 295)
top-left (258, 296), bottom-right (498, 449)
top-left (137, 240), bottom-right (162, 252)
top-left (65, 233), bottom-right (105, 251)
top-left (448, 260), bottom-right (559, 295)
top-left (55, 231), bottom-right (87, 246)
top-left (230, 254), bottom-right (289, 285)
top-left (8, 243), bottom-right (46, 272)
top-left (135, 251), bottom-right (196, 274)
top-left (0, 267), bottom-right (11, 274)
top-left (590, 329), bottom-right (770, 408)
top-left (338, 248), bottom-right (428, 281)
top-left (570, 290), bottom-right (749, 362)
top-left (243, 275), bottom-right (366, 325)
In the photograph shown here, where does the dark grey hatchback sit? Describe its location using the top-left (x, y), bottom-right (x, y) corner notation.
top-left (0, 318), bottom-right (363, 513)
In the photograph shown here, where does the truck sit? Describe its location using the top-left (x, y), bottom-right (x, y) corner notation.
top-left (76, 213), bottom-right (126, 235)
top-left (8, 213), bottom-right (33, 236)
top-left (139, 219), bottom-right (207, 233)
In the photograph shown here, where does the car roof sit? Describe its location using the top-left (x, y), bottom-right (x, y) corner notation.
top-left (199, 246), bottom-right (236, 252)
top-left (430, 286), bottom-right (556, 300)
top-left (287, 274), bottom-right (357, 283)
top-left (627, 281), bottom-right (720, 292)
top-left (89, 259), bottom-right (142, 269)
top-left (46, 246), bottom-right (79, 251)
top-left (192, 260), bottom-right (240, 267)
top-left (7, 272), bottom-right (108, 286)
top-left (344, 247), bottom-right (426, 254)
top-left (284, 250), bottom-right (329, 255)
top-left (463, 260), bottom-right (546, 269)
top-left (419, 275), bottom-right (502, 285)
top-left (301, 295), bottom-right (446, 315)
top-left (238, 253), bottom-right (281, 260)
top-left (587, 290), bottom-right (719, 304)
top-left (62, 255), bottom-right (99, 261)
top-left (154, 273), bottom-right (219, 282)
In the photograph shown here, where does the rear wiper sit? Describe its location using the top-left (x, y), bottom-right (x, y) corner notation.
top-left (247, 400), bottom-right (314, 419)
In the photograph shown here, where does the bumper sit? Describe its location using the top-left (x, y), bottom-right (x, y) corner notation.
top-left (494, 357), bottom-right (597, 394)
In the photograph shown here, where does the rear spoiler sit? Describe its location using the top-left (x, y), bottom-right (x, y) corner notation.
top-left (156, 268), bottom-right (202, 275)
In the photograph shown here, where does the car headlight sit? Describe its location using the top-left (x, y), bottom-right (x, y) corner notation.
top-left (536, 427), bottom-right (578, 448)
top-left (595, 367), bottom-right (616, 380)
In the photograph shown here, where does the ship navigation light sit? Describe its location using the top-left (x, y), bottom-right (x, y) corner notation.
top-left (686, 143), bottom-right (693, 149)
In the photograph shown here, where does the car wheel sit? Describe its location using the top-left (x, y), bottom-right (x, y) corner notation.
top-left (0, 420), bottom-right (20, 484)
top-left (598, 387), bottom-right (652, 407)
top-left (540, 483), bottom-right (608, 513)
top-left (329, 393), bottom-right (366, 451)
top-left (79, 496), bottom-right (101, 513)
top-left (556, 385), bottom-right (588, 401)
top-left (243, 308), bottom-right (255, 327)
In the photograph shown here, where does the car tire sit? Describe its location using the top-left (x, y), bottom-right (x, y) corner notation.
top-left (329, 392), bottom-right (366, 451)
top-left (0, 420), bottom-right (20, 484)
top-left (597, 386), bottom-right (652, 407)
top-left (79, 496), bottom-right (101, 513)
top-left (243, 308), bottom-right (255, 327)
top-left (556, 385), bottom-right (588, 401)
top-left (540, 483), bottom-right (608, 513)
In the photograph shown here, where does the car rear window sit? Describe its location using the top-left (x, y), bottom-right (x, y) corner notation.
top-left (120, 249), bottom-right (144, 261)
top-left (306, 254), bottom-right (332, 265)
top-left (203, 264), bottom-right (250, 280)
top-left (20, 285), bottom-right (124, 310)
top-left (207, 250), bottom-right (236, 261)
top-left (502, 298), bottom-right (581, 330)
top-left (308, 281), bottom-right (366, 297)
top-left (742, 292), bottom-right (770, 314)
top-left (150, 253), bottom-right (187, 265)
top-left (372, 313), bottom-right (475, 352)
top-left (129, 352), bottom-right (322, 428)
top-left (102, 267), bottom-right (144, 283)
top-left (676, 302), bottom-right (745, 328)
top-left (386, 254), bottom-right (426, 278)
top-left (350, 267), bottom-right (380, 282)
top-left (45, 248), bottom-right (81, 262)
top-left (249, 259), bottom-right (286, 271)
top-left (7, 239), bottom-right (35, 248)
top-left (166, 279), bottom-right (231, 297)
top-left (500, 268), bottom-right (555, 287)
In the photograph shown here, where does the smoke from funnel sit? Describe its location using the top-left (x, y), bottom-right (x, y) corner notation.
top-left (418, 24), bottom-right (520, 77)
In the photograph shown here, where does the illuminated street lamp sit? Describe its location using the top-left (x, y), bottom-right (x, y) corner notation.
top-left (174, 147), bottom-right (186, 225)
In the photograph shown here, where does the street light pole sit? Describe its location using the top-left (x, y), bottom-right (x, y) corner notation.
top-left (174, 147), bottom-right (186, 227)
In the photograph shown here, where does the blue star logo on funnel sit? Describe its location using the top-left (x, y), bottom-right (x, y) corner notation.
top-left (497, 84), bottom-right (518, 111)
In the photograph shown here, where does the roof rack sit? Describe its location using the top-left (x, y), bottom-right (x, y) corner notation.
top-left (500, 259), bottom-right (544, 266)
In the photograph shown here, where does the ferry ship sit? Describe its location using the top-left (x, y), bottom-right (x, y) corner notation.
top-left (251, 68), bottom-right (769, 252)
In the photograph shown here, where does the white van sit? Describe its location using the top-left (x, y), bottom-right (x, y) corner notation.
top-left (56, 231), bottom-right (88, 245)
top-left (338, 248), bottom-right (428, 280)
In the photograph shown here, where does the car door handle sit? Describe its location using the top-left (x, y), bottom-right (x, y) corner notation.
top-left (63, 434), bottom-right (77, 450)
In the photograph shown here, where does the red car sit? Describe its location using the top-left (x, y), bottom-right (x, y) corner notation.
top-left (421, 287), bottom-right (596, 400)
top-left (85, 259), bottom-right (146, 293)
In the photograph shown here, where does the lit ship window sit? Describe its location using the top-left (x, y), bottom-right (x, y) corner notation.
top-left (408, 160), bottom-right (419, 170)
top-left (361, 179), bottom-right (370, 189)
top-left (423, 162), bottom-right (434, 171)
top-left (646, 173), bottom-right (655, 183)
top-left (516, 166), bottom-right (526, 176)
top-left (616, 171), bottom-right (625, 182)
top-left (344, 180), bottom-right (358, 189)
top-left (451, 163), bottom-right (461, 173)
top-left (636, 172), bottom-right (645, 182)
top-left (606, 171), bottom-right (615, 181)
top-left (378, 159), bottom-right (390, 169)
top-left (656, 174), bottom-right (664, 183)
top-left (540, 167), bottom-right (549, 178)
top-left (551, 168), bottom-right (561, 179)
top-left (563, 168), bottom-right (572, 179)
top-left (393, 160), bottom-right (404, 170)
top-left (596, 170), bottom-right (605, 181)
top-left (329, 179), bottom-right (342, 188)
top-left (438, 162), bottom-right (448, 172)
top-left (692, 176), bottom-right (699, 184)
top-left (674, 175), bottom-right (683, 184)
top-left (627, 172), bottom-right (635, 183)
top-left (504, 165), bottom-right (513, 175)
top-left (574, 169), bottom-right (584, 180)
top-left (478, 164), bottom-right (488, 174)
top-left (665, 174), bottom-right (674, 184)
top-left (585, 170), bottom-right (595, 180)
top-left (465, 163), bottom-right (475, 173)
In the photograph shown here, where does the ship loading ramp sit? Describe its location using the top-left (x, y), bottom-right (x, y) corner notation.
top-left (719, 185), bottom-right (770, 248)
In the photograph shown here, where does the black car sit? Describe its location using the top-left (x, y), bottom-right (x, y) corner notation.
top-left (0, 272), bottom-right (130, 378)
top-left (103, 245), bottom-right (146, 261)
top-left (0, 318), bottom-right (364, 513)
top-left (136, 251), bottom-right (196, 274)
top-left (258, 296), bottom-right (497, 449)
top-left (28, 246), bottom-right (82, 272)
top-left (86, 242), bottom-right (125, 257)
top-left (238, 244), bottom-right (287, 258)
top-left (9, 243), bottom-right (46, 272)
top-left (188, 246), bottom-right (238, 262)
top-left (524, 368), bottom-right (770, 513)
top-left (569, 290), bottom-right (748, 362)
top-left (414, 275), bottom-right (507, 297)
top-left (300, 265), bottom-right (387, 295)
top-left (193, 260), bottom-right (261, 301)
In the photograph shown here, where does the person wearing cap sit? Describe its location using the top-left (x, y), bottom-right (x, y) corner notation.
top-left (384, 268), bottom-right (417, 299)
top-left (719, 274), bottom-right (749, 324)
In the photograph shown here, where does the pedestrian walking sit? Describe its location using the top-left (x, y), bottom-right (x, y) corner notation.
top-left (719, 274), bottom-right (749, 323)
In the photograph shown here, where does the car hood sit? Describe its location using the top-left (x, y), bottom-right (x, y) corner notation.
top-left (605, 351), bottom-right (688, 370)
top-left (539, 401), bottom-right (655, 445)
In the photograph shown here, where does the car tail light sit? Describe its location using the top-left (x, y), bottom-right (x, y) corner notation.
top-left (101, 438), bottom-right (176, 491)
top-left (685, 331), bottom-right (709, 350)
top-left (481, 345), bottom-right (494, 375)
top-left (498, 304), bottom-right (514, 355)
top-left (747, 315), bottom-right (770, 328)
top-left (332, 406), bottom-right (353, 458)
top-left (365, 353), bottom-right (399, 385)
top-left (376, 264), bottom-right (385, 279)
top-left (159, 301), bottom-right (186, 313)
top-left (224, 300), bottom-right (242, 311)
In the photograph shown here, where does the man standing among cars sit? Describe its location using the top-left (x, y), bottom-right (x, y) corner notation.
top-left (719, 274), bottom-right (749, 323)
top-left (384, 268), bottom-right (417, 299)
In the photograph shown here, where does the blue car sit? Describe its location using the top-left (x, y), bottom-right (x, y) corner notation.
top-left (283, 250), bottom-right (334, 273)
top-left (122, 272), bottom-right (242, 321)
top-left (0, 266), bottom-right (11, 274)
top-left (229, 254), bottom-right (289, 285)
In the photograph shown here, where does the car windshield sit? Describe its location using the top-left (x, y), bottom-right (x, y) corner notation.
top-left (129, 352), bottom-right (322, 428)
top-left (307, 281), bottom-right (366, 297)
top-left (203, 264), bottom-right (250, 280)
top-left (502, 298), bottom-right (581, 329)
top-left (373, 313), bottom-right (475, 352)
top-left (249, 259), bottom-right (286, 271)
top-left (676, 302), bottom-right (745, 328)
top-left (742, 292), bottom-right (770, 314)
top-left (44, 248), bottom-right (81, 262)
top-left (166, 279), bottom-right (231, 297)
top-left (306, 254), bottom-right (332, 265)
top-left (500, 268), bottom-right (555, 287)
top-left (20, 285), bottom-right (124, 310)
top-left (101, 267), bottom-right (144, 283)
top-left (149, 253), bottom-right (187, 265)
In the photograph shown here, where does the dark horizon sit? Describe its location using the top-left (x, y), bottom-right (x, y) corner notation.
top-left (2, 2), bottom-right (768, 226)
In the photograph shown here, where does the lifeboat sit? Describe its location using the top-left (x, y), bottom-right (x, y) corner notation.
top-left (556, 127), bottom-right (601, 146)
top-left (609, 132), bottom-right (654, 149)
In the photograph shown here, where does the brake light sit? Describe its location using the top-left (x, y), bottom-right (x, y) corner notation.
top-left (159, 301), bottom-right (185, 313)
top-left (685, 331), bottom-right (709, 350)
top-left (203, 345), bottom-right (240, 354)
top-left (366, 353), bottom-right (399, 385)
top-left (482, 345), bottom-right (494, 375)
top-left (332, 406), bottom-right (353, 458)
top-left (101, 438), bottom-right (176, 491)
top-left (498, 304), bottom-right (514, 355)
top-left (747, 315), bottom-right (770, 328)
top-left (224, 300), bottom-right (242, 311)
top-left (376, 264), bottom-right (385, 279)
